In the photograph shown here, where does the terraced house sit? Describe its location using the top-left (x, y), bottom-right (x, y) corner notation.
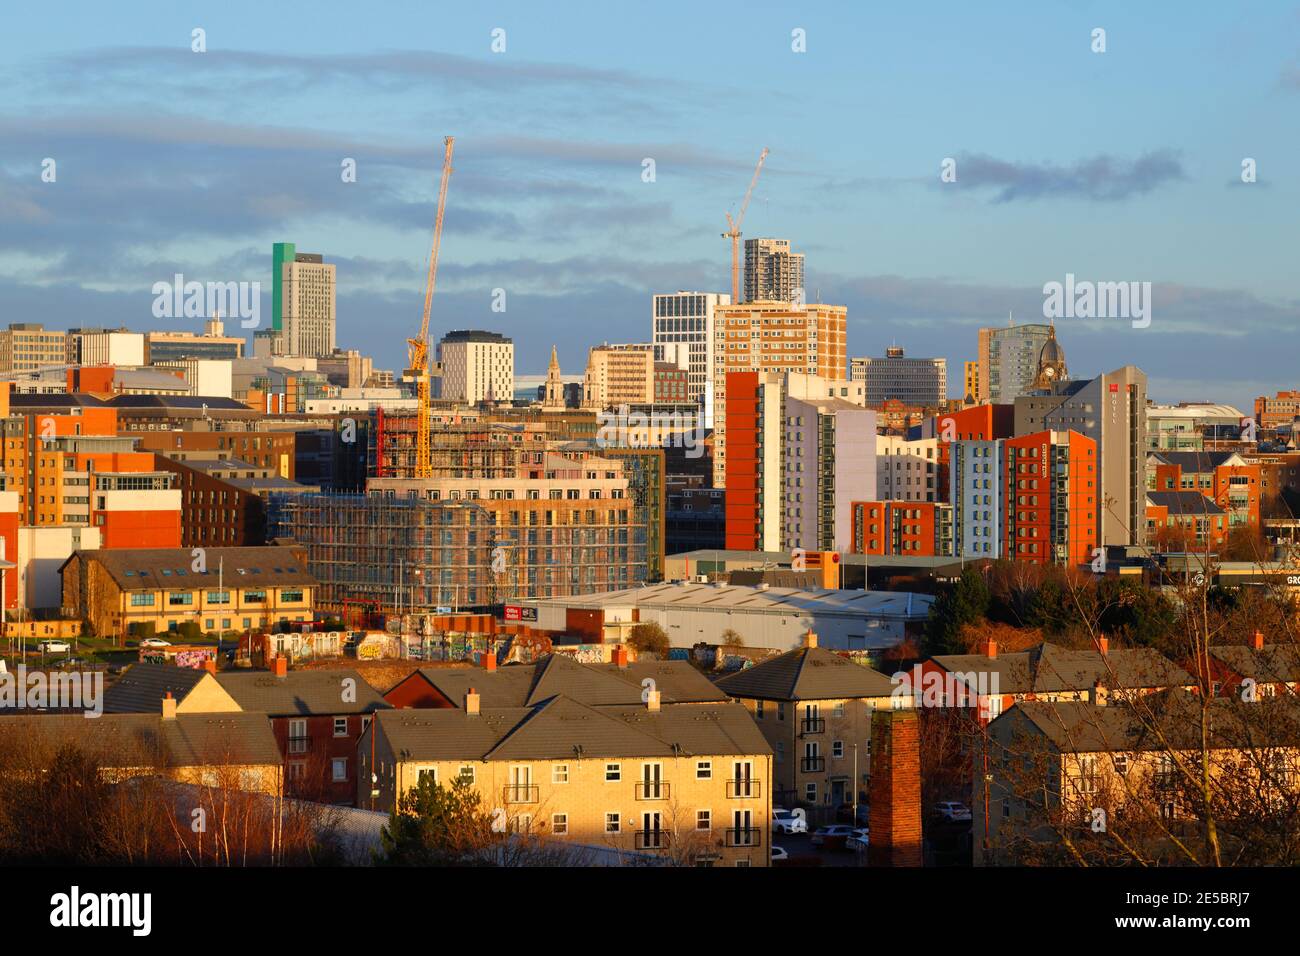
top-left (715, 631), bottom-right (909, 812)
top-left (60, 545), bottom-right (317, 638)
top-left (360, 689), bottom-right (773, 866)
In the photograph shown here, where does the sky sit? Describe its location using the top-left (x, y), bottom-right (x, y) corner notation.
top-left (1, 0), bottom-right (1297, 411)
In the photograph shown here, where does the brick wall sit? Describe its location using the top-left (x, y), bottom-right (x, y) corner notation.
top-left (867, 708), bottom-right (922, 866)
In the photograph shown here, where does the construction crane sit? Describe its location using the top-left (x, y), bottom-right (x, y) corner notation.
top-left (407, 136), bottom-right (455, 479)
top-left (722, 147), bottom-right (768, 303)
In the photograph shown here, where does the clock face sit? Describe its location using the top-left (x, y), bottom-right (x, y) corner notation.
top-left (1044, 367), bottom-right (1056, 379)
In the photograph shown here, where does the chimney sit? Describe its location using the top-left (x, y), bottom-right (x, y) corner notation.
top-left (161, 691), bottom-right (177, 720)
top-left (202, 659), bottom-right (217, 676)
top-left (978, 639), bottom-right (997, 660)
top-left (272, 655), bottom-right (287, 678)
top-left (1096, 637), bottom-right (1109, 656)
top-left (482, 650), bottom-right (497, 672)
top-left (803, 629), bottom-right (818, 649)
top-left (465, 687), bottom-right (481, 716)
top-left (867, 710), bottom-right (922, 867)
top-left (1252, 630), bottom-right (1266, 651)
top-left (646, 689), bottom-right (662, 713)
top-left (613, 644), bottom-right (629, 668)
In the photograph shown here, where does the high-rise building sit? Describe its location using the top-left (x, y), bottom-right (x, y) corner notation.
top-left (79, 331), bottom-right (146, 367)
top-left (0, 324), bottom-right (67, 373)
top-left (1014, 361), bottom-right (1148, 548)
top-left (723, 370), bottom-right (873, 553)
top-left (712, 301), bottom-right (849, 487)
top-left (852, 348), bottom-right (947, 406)
top-left (437, 330), bottom-right (514, 404)
top-left (851, 501), bottom-right (953, 556)
top-left (146, 316), bottom-right (245, 362)
top-left (963, 361), bottom-right (980, 404)
top-left (977, 322), bottom-right (1053, 404)
top-left (271, 242), bottom-right (336, 358)
top-left (743, 238), bottom-right (804, 303)
top-left (581, 344), bottom-right (654, 410)
top-left (876, 435), bottom-right (938, 502)
top-left (651, 291), bottom-right (730, 424)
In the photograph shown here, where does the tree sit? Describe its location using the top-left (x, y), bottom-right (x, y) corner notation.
top-left (378, 774), bottom-right (498, 866)
top-left (924, 566), bottom-right (991, 655)
top-left (628, 622), bottom-right (670, 659)
top-left (719, 628), bottom-right (745, 647)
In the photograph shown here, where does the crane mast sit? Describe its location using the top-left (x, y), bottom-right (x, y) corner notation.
top-left (407, 136), bottom-right (454, 479)
top-left (722, 147), bottom-right (768, 303)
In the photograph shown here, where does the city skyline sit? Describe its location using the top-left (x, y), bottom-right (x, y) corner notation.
top-left (2, 2), bottom-right (1297, 412)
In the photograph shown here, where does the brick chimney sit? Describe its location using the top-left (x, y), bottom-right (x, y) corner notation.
top-left (867, 709), bottom-right (922, 867)
top-left (613, 644), bottom-right (629, 668)
top-left (272, 655), bottom-right (287, 678)
top-left (482, 650), bottom-right (497, 672)
top-left (978, 639), bottom-right (997, 659)
top-left (645, 689), bottom-right (661, 713)
top-left (1252, 630), bottom-right (1266, 651)
top-left (465, 687), bottom-right (481, 716)
top-left (1096, 637), bottom-right (1109, 656)
top-left (803, 629), bottom-right (818, 649)
top-left (202, 659), bottom-right (217, 676)
top-left (161, 691), bottom-right (177, 720)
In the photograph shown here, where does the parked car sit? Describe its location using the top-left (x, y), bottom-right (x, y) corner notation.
top-left (771, 808), bottom-right (808, 834)
top-left (810, 824), bottom-right (856, 849)
top-left (36, 640), bottom-right (70, 654)
top-left (846, 827), bottom-right (870, 852)
top-left (935, 801), bottom-right (972, 822)
top-left (771, 846), bottom-right (788, 863)
top-left (139, 638), bottom-right (172, 648)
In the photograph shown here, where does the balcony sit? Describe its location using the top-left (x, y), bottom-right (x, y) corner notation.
top-left (634, 830), bottom-right (670, 850)
top-left (287, 737), bottom-right (309, 755)
top-left (726, 779), bottom-right (761, 799)
top-left (801, 756), bottom-right (826, 773)
top-left (725, 827), bottom-right (762, 848)
top-left (502, 784), bottom-right (540, 805)
top-left (800, 717), bottom-right (825, 735)
top-left (635, 781), bottom-right (671, 801)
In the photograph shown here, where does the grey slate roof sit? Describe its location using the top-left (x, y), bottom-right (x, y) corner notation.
top-left (67, 545), bottom-right (316, 591)
top-left (7, 712), bottom-right (282, 767)
top-left (374, 695), bottom-right (770, 762)
top-left (932, 642), bottom-right (1194, 695)
top-left (103, 662), bottom-right (224, 714)
top-left (1149, 451), bottom-right (1237, 472)
top-left (714, 645), bottom-right (897, 701)
top-left (1146, 491), bottom-right (1225, 516)
top-left (1209, 643), bottom-right (1300, 684)
top-left (410, 654), bottom-right (728, 710)
top-left (215, 669), bottom-right (390, 716)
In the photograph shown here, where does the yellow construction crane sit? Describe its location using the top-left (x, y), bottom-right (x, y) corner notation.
top-left (407, 136), bottom-right (455, 479)
top-left (722, 147), bottom-right (768, 303)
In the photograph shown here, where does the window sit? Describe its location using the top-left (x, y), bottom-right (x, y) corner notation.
top-left (458, 765), bottom-right (475, 784)
top-left (605, 813), bottom-right (620, 833)
top-left (244, 589), bottom-right (267, 604)
top-left (553, 764), bottom-right (569, 784)
top-left (696, 809), bottom-right (711, 831)
top-left (805, 783), bottom-right (817, 803)
top-left (755, 700), bottom-right (764, 719)
top-left (777, 702), bottom-right (786, 721)
top-left (130, 593), bottom-right (155, 607)
top-left (331, 758), bottom-right (347, 782)
top-left (696, 760), bottom-right (712, 780)
top-left (552, 813), bottom-right (568, 836)
top-left (605, 763), bottom-right (621, 782)
top-left (333, 717), bottom-right (348, 737)
top-left (833, 740), bottom-right (845, 759)
top-left (281, 589), bottom-right (304, 603)
top-left (418, 768), bottom-right (437, 786)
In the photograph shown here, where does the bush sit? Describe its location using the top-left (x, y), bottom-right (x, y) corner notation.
top-left (127, 621), bottom-right (155, 641)
top-left (628, 622), bottom-right (670, 659)
top-left (175, 621), bottom-right (202, 642)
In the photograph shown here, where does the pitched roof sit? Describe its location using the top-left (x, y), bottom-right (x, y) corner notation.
top-left (1209, 643), bottom-right (1300, 684)
top-left (1149, 451), bottom-right (1241, 472)
top-left (67, 546), bottom-right (316, 591)
top-left (103, 662), bottom-right (234, 714)
top-left (7, 712), bottom-right (282, 767)
top-left (931, 642), bottom-right (1193, 695)
top-left (1001, 690), bottom-right (1300, 753)
top-left (215, 669), bottom-right (390, 716)
top-left (374, 695), bottom-right (770, 762)
top-left (714, 645), bottom-right (897, 701)
top-left (1146, 491), bottom-right (1225, 516)
top-left (410, 654), bottom-right (728, 710)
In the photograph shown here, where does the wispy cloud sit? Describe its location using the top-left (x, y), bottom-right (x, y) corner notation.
top-left (949, 150), bottom-right (1186, 202)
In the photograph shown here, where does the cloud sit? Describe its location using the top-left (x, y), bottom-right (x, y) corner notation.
top-left (948, 150), bottom-right (1186, 202)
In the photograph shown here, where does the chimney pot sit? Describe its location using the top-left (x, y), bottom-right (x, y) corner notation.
top-left (1252, 630), bottom-right (1266, 651)
top-left (646, 689), bottom-right (662, 712)
top-left (804, 630), bottom-right (818, 649)
top-left (482, 650), bottom-right (497, 672)
top-left (613, 645), bottom-right (629, 668)
top-left (161, 691), bottom-right (177, 720)
top-left (1097, 637), bottom-right (1109, 656)
top-left (203, 659), bottom-right (217, 675)
top-left (979, 639), bottom-right (997, 660)
top-left (465, 687), bottom-right (481, 716)
top-left (272, 655), bottom-right (287, 678)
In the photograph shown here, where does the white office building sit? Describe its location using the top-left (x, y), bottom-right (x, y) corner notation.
top-left (437, 330), bottom-right (515, 404)
top-left (651, 291), bottom-right (730, 427)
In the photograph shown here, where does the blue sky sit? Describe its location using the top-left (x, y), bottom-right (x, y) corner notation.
top-left (1, 0), bottom-right (1297, 410)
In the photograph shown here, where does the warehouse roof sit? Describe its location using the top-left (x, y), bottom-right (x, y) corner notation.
top-left (528, 583), bottom-right (933, 619)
